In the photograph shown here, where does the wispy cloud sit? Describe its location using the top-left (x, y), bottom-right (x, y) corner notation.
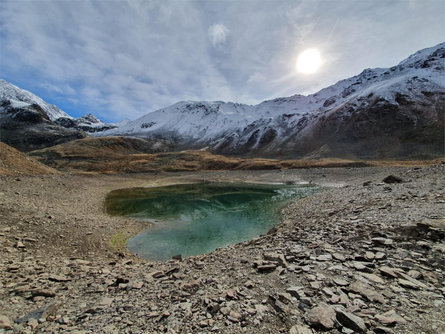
top-left (208, 24), bottom-right (229, 47)
top-left (0, 0), bottom-right (443, 122)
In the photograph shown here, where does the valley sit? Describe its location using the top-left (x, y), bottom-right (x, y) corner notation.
top-left (0, 166), bottom-right (444, 333)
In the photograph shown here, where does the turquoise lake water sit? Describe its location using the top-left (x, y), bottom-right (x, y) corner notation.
top-left (106, 182), bottom-right (317, 261)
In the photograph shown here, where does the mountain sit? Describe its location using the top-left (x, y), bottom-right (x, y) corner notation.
top-left (0, 79), bottom-right (72, 121)
top-left (0, 98), bottom-right (86, 152)
top-left (55, 114), bottom-right (117, 133)
top-left (101, 43), bottom-right (445, 159)
top-left (0, 80), bottom-right (116, 151)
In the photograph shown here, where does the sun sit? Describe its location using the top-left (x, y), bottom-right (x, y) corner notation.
top-left (296, 48), bottom-right (322, 74)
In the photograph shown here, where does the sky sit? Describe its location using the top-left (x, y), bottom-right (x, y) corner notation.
top-left (0, 0), bottom-right (444, 123)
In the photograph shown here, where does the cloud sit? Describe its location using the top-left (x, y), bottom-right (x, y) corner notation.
top-left (0, 0), bottom-right (444, 122)
top-left (208, 24), bottom-right (230, 46)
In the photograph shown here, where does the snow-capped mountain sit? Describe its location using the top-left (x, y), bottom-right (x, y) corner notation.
top-left (0, 79), bottom-right (72, 121)
top-left (0, 80), bottom-right (117, 136)
top-left (54, 114), bottom-right (117, 133)
top-left (101, 43), bottom-right (445, 158)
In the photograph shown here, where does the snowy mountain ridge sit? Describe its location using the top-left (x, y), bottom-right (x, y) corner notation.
top-left (0, 80), bottom-right (116, 133)
top-left (0, 79), bottom-right (72, 121)
top-left (99, 42), bottom-right (444, 157)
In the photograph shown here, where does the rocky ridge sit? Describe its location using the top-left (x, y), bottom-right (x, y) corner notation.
top-left (0, 166), bottom-right (444, 333)
top-left (0, 80), bottom-right (116, 151)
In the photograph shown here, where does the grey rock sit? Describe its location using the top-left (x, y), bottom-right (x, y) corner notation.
top-left (304, 304), bottom-right (337, 330)
top-left (336, 310), bottom-right (366, 333)
top-left (289, 324), bottom-right (313, 334)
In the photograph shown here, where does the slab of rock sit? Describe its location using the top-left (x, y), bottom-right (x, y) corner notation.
top-left (333, 278), bottom-right (349, 286)
top-left (332, 253), bottom-right (346, 261)
top-left (397, 273), bottom-right (427, 289)
top-left (49, 274), bottom-right (70, 282)
top-left (336, 310), bottom-right (366, 333)
top-left (360, 273), bottom-right (385, 284)
top-left (398, 279), bottom-right (420, 290)
top-left (379, 266), bottom-right (400, 278)
top-left (31, 288), bottom-right (55, 297)
top-left (316, 254), bottom-right (332, 261)
top-left (289, 324), bottom-right (313, 334)
top-left (286, 286), bottom-right (305, 299)
top-left (372, 238), bottom-right (393, 246)
top-left (375, 310), bottom-right (406, 326)
top-left (264, 252), bottom-right (288, 267)
top-left (0, 315), bottom-right (12, 329)
top-left (374, 326), bottom-right (395, 334)
top-left (304, 304), bottom-right (336, 330)
top-left (97, 297), bottom-right (114, 307)
top-left (257, 263), bottom-right (277, 273)
top-left (15, 303), bottom-right (59, 323)
top-left (349, 281), bottom-right (386, 304)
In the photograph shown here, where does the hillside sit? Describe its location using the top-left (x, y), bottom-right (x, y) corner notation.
top-left (29, 137), bottom-right (372, 173)
top-left (0, 142), bottom-right (59, 176)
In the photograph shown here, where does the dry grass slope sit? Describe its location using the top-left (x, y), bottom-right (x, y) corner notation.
top-left (0, 142), bottom-right (59, 176)
top-left (28, 136), bottom-right (445, 174)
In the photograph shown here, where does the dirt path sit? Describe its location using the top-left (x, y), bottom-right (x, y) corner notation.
top-left (0, 166), bottom-right (444, 333)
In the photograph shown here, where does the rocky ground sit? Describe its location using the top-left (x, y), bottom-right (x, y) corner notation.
top-left (0, 165), bottom-right (444, 333)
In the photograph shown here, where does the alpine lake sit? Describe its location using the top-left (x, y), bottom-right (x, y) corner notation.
top-left (105, 182), bottom-right (318, 261)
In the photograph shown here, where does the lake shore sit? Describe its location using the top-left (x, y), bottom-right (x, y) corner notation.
top-left (1, 165), bottom-right (444, 333)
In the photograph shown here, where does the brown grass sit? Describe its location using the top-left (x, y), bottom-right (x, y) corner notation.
top-left (26, 136), bottom-right (445, 174)
top-left (0, 142), bottom-right (60, 176)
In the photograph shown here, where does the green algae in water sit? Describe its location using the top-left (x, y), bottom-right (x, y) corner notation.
top-left (106, 183), bottom-right (317, 261)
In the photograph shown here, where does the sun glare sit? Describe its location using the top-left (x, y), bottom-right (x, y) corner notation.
top-left (296, 48), bottom-right (322, 74)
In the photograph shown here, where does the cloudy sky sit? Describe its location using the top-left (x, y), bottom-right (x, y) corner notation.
top-left (1, 0), bottom-right (444, 122)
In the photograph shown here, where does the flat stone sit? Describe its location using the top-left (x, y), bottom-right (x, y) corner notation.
top-left (379, 266), bottom-right (400, 278)
top-left (397, 273), bottom-right (427, 289)
top-left (287, 286), bottom-right (305, 299)
top-left (49, 275), bottom-right (70, 282)
top-left (31, 288), bottom-right (55, 297)
top-left (332, 253), bottom-right (346, 261)
top-left (336, 310), bottom-right (366, 333)
top-left (364, 251), bottom-right (375, 261)
top-left (289, 324), bottom-right (313, 334)
top-left (398, 279), bottom-right (420, 290)
top-left (264, 252), bottom-right (288, 267)
top-left (372, 238), bottom-right (393, 246)
top-left (0, 315), bottom-right (12, 329)
top-left (131, 281), bottom-right (143, 289)
top-left (257, 264), bottom-right (277, 273)
top-left (316, 254), bottom-right (332, 261)
top-left (333, 278), bottom-right (349, 286)
top-left (304, 304), bottom-right (336, 330)
top-left (375, 252), bottom-right (386, 260)
top-left (360, 273), bottom-right (385, 284)
top-left (375, 310), bottom-right (406, 326)
top-left (349, 281), bottom-right (386, 304)
top-left (97, 297), bottom-right (114, 307)
top-left (227, 311), bottom-right (242, 322)
top-left (374, 326), bottom-right (394, 334)
top-left (27, 318), bottom-right (38, 329)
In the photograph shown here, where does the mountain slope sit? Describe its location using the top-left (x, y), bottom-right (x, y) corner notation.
top-left (0, 100), bottom-right (87, 152)
top-left (0, 79), bottom-right (72, 121)
top-left (0, 80), bottom-right (118, 151)
top-left (0, 142), bottom-right (59, 176)
top-left (102, 42), bottom-right (445, 159)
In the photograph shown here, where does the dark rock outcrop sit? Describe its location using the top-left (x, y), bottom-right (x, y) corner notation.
top-left (0, 100), bottom-right (86, 152)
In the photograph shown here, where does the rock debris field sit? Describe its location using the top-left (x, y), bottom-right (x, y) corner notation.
top-left (0, 165), bottom-right (444, 333)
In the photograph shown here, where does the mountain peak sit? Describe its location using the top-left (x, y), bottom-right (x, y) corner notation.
top-left (0, 79), bottom-right (72, 121)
